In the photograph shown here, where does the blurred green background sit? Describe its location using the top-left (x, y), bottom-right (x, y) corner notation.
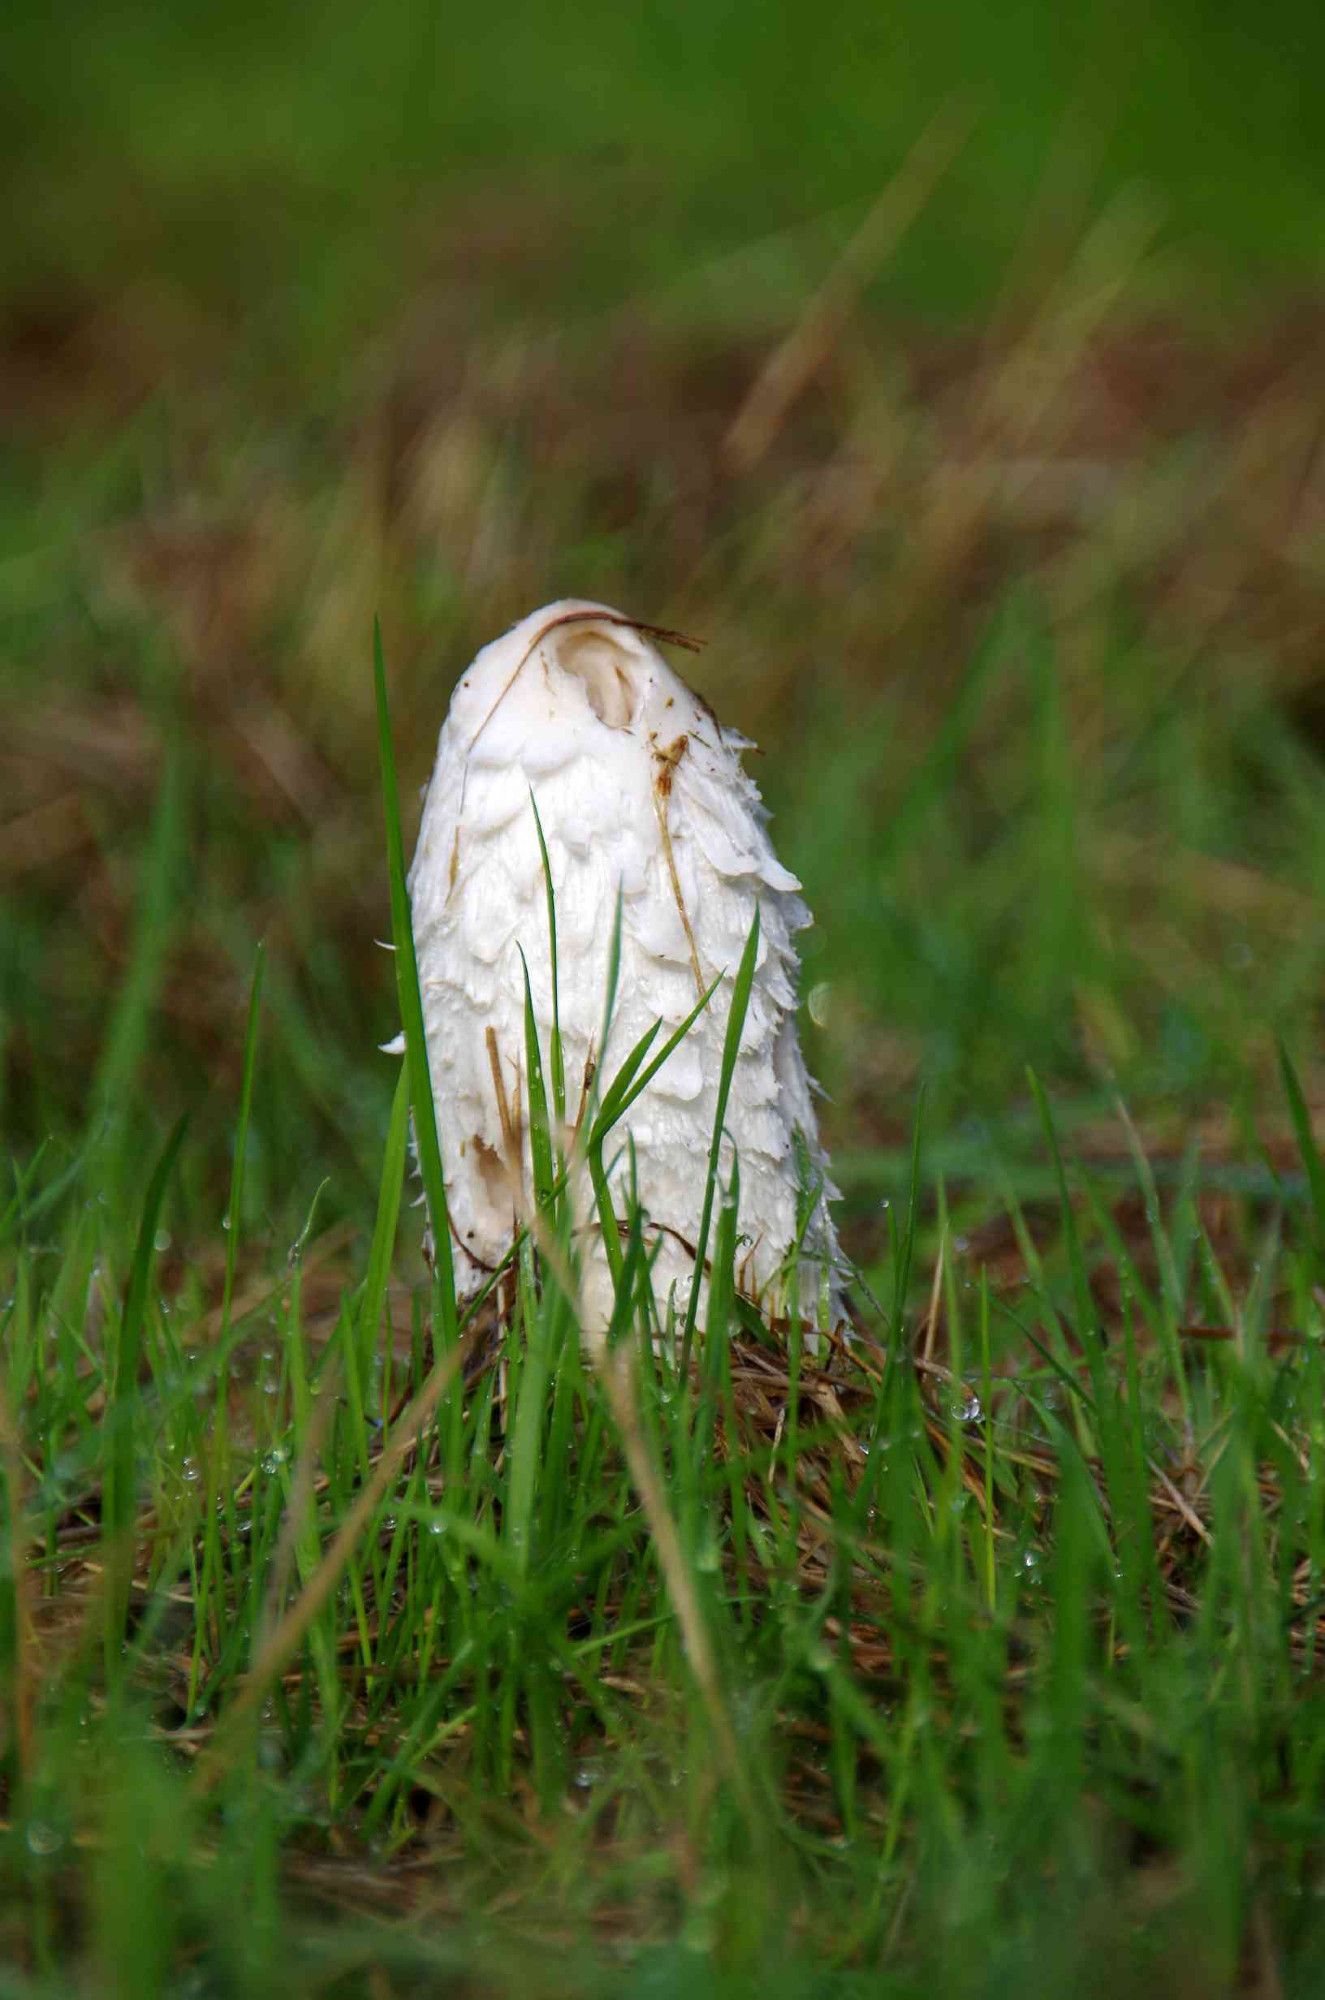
top-left (2, 0), bottom-right (1322, 1233)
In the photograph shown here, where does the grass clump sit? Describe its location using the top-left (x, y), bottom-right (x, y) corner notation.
top-left (0, 634), bottom-right (1322, 1998)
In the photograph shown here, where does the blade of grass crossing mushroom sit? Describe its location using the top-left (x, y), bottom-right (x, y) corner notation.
top-left (518, 948), bottom-right (555, 1218)
top-left (680, 908), bottom-right (760, 1373)
top-left (597, 974), bottom-right (722, 1132)
top-left (507, 955), bottom-right (570, 1580)
top-left (529, 792), bottom-right (566, 1129)
top-left (587, 977), bottom-right (722, 1286)
top-left (586, 1022), bottom-right (660, 1287)
top-left (373, 619), bottom-right (458, 1348)
top-left (595, 887), bottom-right (625, 1085)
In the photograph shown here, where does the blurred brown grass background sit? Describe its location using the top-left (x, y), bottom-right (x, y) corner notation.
top-left (1, 7), bottom-right (1321, 1241)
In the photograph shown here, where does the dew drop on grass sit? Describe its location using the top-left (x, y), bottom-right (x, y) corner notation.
top-left (25, 1821), bottom-right (62, 1857)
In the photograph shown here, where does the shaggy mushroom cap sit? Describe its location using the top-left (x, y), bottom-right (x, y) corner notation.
top-left (406, 599), bottom-right (842, 1331)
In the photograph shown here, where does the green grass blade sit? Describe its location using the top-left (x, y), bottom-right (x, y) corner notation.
top-left (519, 948), bottom-right (554, 1216)
top-left (528, 792), bottom-right (565, 1128)
top-left (1278, 1036), bottom-right (1325, 1270)
top-left (593, 974), bottom-right (722, 1138)
top-left (105, 1111), bottom-right (188, 1677)
top-left (595, 886), bottom-right (625, 1081)
top-left (680, 907), bottom-right (760, 1370)
top-left (91, 748), bottom-right (186, 1160)
top-left (891, 1085), bottom-right (925, 1345)
top-left (1029, 1068), bottom-right (1099, 1348)
top-left (373, 618), bottom-right (457, 1345)
top-left (221, 942), bottom-right (265, 1337)
top-left (349, 1063), bottom-right (411, 1469)
top-left (592, 1022), bottom-right (663, 1138)
top-left (586, 970), bottom-right (719, 1289)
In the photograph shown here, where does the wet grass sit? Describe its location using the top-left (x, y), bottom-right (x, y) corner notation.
top-left (1, 612), bottom-right (1323, 1993)
top-left (2, 7), bottom-right (1324, 1989)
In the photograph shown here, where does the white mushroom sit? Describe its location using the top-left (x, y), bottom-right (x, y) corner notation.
top-left (404, 600), bottom-right (842, 1334)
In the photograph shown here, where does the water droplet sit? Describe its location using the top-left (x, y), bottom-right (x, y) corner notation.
top-left (26, 1821), bottom-right (61, 1857)
top-left (181, 1456), bottom-right (200, 1484)
top-left (153, 1229), bottom-right (171, 1254)
top-left (262, 1447), bottom-right (288, 1474)
top-left (807, 982), bottom-right (832, 1029)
